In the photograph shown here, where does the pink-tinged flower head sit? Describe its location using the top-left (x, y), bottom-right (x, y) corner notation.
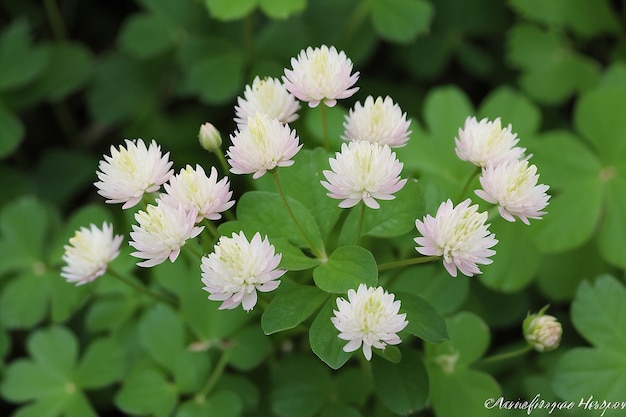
top-left (162, 164), bottom-right (234, 223)
top-left (201, 232), bottom-right (285, 312)
top-left (95, 139), bottom-right (173, 209)
top-left (475, 159), bottom-right (550, 225)
top-left (414, 199), bottom-right (498, 277)
top-left (234, 76), bottom-right (301, 126)
top-left (130, 200), bottom-right (203, 267)
top-left (227, 113), bottom-right (302, 179)
top-left (455, 117), bottom-right (526, 167)
top-left (61, 222), bottom-right (123, 286)
top-left (331, 284), bottom-right (408, 361)
top-left (321, 141), bottom-right (407, 209)
top-left (343, 96), bottom-right (411, 147)
top-left (283, 45), bottom-right (359, 108)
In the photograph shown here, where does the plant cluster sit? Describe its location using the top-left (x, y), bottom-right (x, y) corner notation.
top-left (1, 1), bottom-right (626, 417)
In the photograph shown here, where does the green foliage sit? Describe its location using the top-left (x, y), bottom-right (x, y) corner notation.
top-left (554, 275), bottom-right (626, 399)
top-left (2, 0), bottom-right (626, 416)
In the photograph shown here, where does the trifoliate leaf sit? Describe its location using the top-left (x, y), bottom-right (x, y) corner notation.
top-left (139, 304), bottom-right (185, 374)
top-left (309, 299), bottom-right (352, 370)
top-left (114, 365), bottom-right (178, 417)
top-left (571, 275), bottom-right (626, 351)
top-left (0, 20), bottom-right (48, 91)
top-left (259, 0), bottom-right (307, 19)
top-left (262, 285), bottom-right (328, 334)
top-left (478, 86), bottom-right (541, 140)
top-left (370, 0), bottom-right (433, 43)
top-left (118, 13), bottom-right (176, 59)
top-left (228, 325), bottom-right (272, 371)
top-left (397, 291), bottom-right (447, 343)
top-left (313, 246), bottom-right (377, 294)
top-left (271, 355), bottom-right (332, 417)
top-left (0, 106), bottom-right (24, 158)
top-left (372, 349), bottom-right (429, 415)
top-left (75, 337), bottom-right (125, 389)
top-left (237, 191), bottom-right (325, 257)
top-left (554, 275), bottom-right (626, 401)
top-left (204, 0), bottom-right (257, 20)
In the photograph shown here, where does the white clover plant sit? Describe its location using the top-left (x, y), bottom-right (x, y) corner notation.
top-left (57, 44), bottom-right (554, 413)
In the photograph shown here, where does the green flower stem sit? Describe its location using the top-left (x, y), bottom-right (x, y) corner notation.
top-left (195, 348), bottom-right (231, 402)
top-left (271, 171), bottom-right (327, 260)
top-left (479, 345), bottom-right (533, 366)
top-left (377, 256), bottom-right (439, 272)
top-left (457, 166), bottom-right (481, 202)
top-left (338, 0), bottom-right (370, 46)
top-left (214, 148), bottom-right (231, 176)
top-left (107, 267), bottom-right (177, 308)
top-left (43, 0), bottom-right (68, 41)
top-left (184, 242), bottom-right (204, 260)
top-left (202, 219), bottom-right (220, 241)
top-left (354, 202), bottom-right (366, 245)
top-left (320, 104), bottom-right (330, 150)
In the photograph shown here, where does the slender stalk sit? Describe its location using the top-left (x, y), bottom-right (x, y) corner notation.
top-left (107, 267), bottom-right (177, 308)
top-left (378, 256), bottom-right (439, 272)
top-left (479, 345), bottom-right (532, 366)
top-left (195, 348), bottom-right (231, 403)
top-left (184, 242), bottom-right (204, 260)
top-left (43, 0), bottom-right (67, 41)
top-left (271, 171), bottom-right (326, 260)
top-left (202, 219), bottom-right (220, 241)
top-left (457, 167), bottom-right (481, 202)
top-left (214, 149), bottom-right (231, 176)
top-left (354, 202), bottom-right (366, 245)
top-left (337, 0), bottom-right (370, 47)
top-left (320, 104), bottom-right (330, 150)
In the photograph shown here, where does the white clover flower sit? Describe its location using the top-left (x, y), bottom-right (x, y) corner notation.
top-left (283, 45), bottom-right (359, 108)
top-left (95, 139), bottom-right (173, 209)
top-left (455, 116), bottom-right (526, 167)
top-left (331, 284), bottom-right (408, 361)
top-left (414, 199), bottom-right (498, 277)
top-left (475, 159), bottom-right (550, 225)
top-left (234, 76), bottom-right (301, 126)
top-left (61, 222), bottom-right (123, 286)
top-left (524, 313), bottom-right (562, 352)
top-left (227, 112), bottom-right (302, 179)
top-left (162, 164), bottom-right (234, 223)
top-left (343, 96), bottom-right (411, 147)
top-left (201, 232), bottom-right (285, 312)
top-left (198, 122), bottom-right (222, 152)
top-left (321, 141), bottom-right (407, 209)
top-left (129, 200), bottom-right (203, 267)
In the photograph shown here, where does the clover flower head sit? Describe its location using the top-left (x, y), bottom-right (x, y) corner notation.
top-left (129, 200), bottom-right (203, 267)
top-left (234, 76), bottom-right (301, 126)
top-left (524, 312), bottom-right (562, 352)
top-left (61, 222), bottom-right (123, 286)
top-left (414, 198), bottom-right (498, 277)
top-left (162, 164), bottom-right (234, 223)
top-left (331, 284), bottom-right (408, 361)
top-left (475, 159), bottom-right (550, 225)
top-left (283, 45), bottom-right (359, 108)
top-left (201, 232), bottom-right (285, 312)
top-left (321, 140), bottom-right (407, 209)
top-left (455, 116), bottom-right (526, 167)
top-left (95, 139), bottom-right (173, 209)
top-left (227, 112), bottom-right (302, 179)
top-left (343, 96), bottom-right (411, 147)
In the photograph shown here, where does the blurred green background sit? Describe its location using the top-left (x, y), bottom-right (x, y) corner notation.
top-left (1, 0), bottom-right (626, 416)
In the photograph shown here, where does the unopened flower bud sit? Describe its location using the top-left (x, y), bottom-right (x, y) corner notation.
top-left (199, 122), bottom-right (222, 152)
top-left (523, 309), bottom-right (562, 352)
